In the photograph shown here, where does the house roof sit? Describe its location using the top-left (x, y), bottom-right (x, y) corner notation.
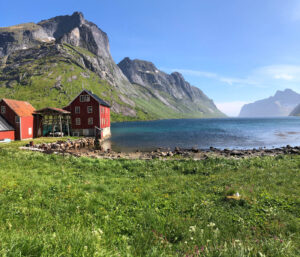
top-left (2, 99), bottom-right (35, 117)
top-left (65, 89), bottom-right (111, 108)
top-left (0, 115), bottom-right (14, 131)
top-left (85, 90), bottom-right (111, 107)
top-left (34, 107), bottom-right (70, 115)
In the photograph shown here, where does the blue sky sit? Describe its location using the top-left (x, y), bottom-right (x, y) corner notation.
top-left (2, 0), bottom-right (300, 116)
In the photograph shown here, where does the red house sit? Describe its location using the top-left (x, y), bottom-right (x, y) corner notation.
top-left (0, 115), bottom-right (15, 141)
top-left (64, 90), bottom-right (111, 138)
top-left (0, 99), bottom-right (35, 140)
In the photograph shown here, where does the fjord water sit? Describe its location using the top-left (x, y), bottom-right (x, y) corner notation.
top-left (110, 117), bottom-right (300, 152)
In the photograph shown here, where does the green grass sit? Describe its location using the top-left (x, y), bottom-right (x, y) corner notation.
top-left (0, 139), bottom-right (299, 256)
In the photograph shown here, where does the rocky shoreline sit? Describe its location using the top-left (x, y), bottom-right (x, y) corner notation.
top-left (21, 138), bottom-right (300, 160)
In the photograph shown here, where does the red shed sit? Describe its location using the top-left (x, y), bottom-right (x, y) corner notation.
top-left (64, 89), bottom-right (111, 138)
top-left (0, 115), bottom-right (15, 141)
top-left (0, 99), bottom-right (35, 140)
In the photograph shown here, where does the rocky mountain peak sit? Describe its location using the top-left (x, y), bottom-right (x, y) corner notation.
top-left (118, 57), bottom-right (223, 116)
top-left (0, 11), bottom-right (110, 58)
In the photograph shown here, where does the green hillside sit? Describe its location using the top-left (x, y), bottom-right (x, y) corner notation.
top-left (0, 43), bottom-right (224, 122)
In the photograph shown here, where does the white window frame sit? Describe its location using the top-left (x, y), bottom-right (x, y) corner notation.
top-left (1, 106), bottom-right (6, 114)
top-left (15, 116), bottom-right (20, 123)
top-left (80, 95), bottom-right (90, 102)
top-left (75, 118), bottom-right (81, 126)
top-left (88, 117), bottom-right (93, 125)
top-left (75, 106), bottom-right (80, 114)
top-left (87, 106), bottom-right (93, 114)
top-left (28, 127), bottom-right (32, 135)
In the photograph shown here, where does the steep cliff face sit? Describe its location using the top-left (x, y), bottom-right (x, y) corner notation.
top-left (118, 58), bottom-right (223, 115)
top-left (0, 12), bottom-right (133, 94)
top-left (239, 89), bottom-right (300, 117)
top-left (0, 12), bottom-right (224, 120)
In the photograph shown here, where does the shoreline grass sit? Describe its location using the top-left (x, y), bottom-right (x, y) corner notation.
top-left (0, 139), bottom-right (299, 256)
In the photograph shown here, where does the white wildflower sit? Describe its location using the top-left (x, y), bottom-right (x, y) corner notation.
top-left (207, 222), bottom-right (215, 227)
top-left (189, 225), bottom-right (196, 233)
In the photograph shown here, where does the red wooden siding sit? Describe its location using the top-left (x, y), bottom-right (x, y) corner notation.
top-left (0, 99), bottom-right (35, 140)
top-left (0, 100), bottom-right (21, 140)
top-left (20, 116), bottom-right (34, 139)
top-left (65, 91), bottom-right (100, 130)
top-left (0, 131), bottom-right (15, 141)
top-left (100, 106), bottom-right (110, 128)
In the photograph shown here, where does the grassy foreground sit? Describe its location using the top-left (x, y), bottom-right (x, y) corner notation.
top-left (0, 139), bottom-right (299, 256)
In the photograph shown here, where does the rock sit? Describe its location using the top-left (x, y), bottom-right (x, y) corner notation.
top-left (191, 147), bottom-right (198, 153)
top-left (230, 150), bottom-right (243, 156)
top-left (167, 151), bottom-right (174, 157)
top-left (290, 148), bottom-right (299, 154)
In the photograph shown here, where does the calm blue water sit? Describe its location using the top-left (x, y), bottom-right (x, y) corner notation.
top-left (109, 117), bottom-right (300, 152)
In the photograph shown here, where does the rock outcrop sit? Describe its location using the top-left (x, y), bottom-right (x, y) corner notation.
top-left (239, 89), bottom-right (300, 117)
top-left (118, 58), bottom-right (223, 116)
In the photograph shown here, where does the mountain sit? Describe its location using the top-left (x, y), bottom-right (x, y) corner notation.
top-left (0, 12), bottom-right (224, 121)
top-left (239, 89), bottom-right (300, 117)
top-left (289, 104), bottom-right (300, 116)
top-left (118, 58), bottom-right (223, 116)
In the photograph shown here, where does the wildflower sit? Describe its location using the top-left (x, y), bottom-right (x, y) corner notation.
top-left (207, 222), bottom-right (215, 227)
top-left (190, 237), bottom-right (194, 240)
top-left (92, 228), bottom-right (104, 239)
top-left (189, 225), bottom-right (196, 233)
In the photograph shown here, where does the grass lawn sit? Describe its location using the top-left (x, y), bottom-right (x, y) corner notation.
top-left (0, 139), bottom-right (299, 256)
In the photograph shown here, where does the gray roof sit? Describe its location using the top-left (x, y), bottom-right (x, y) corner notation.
top-left (0, 115), bottom-right (14, 131)
top-left (86, 90), bottom-right (111, 107)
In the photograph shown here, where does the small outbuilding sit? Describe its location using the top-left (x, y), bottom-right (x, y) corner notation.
top-left (0, 115), bottom-right (15, 141)
top-left (0, 99), bottom-right (35, 140)
top-left (33, 107), bottom-right (71, 137)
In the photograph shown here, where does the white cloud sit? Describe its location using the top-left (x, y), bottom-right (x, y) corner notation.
top-left (216, 101), bottom-right (249, 117)
top-left (254, 65), bottom-right (300, 82)
top-left (274, 74), bottom-right (294, 80)
top-left (172, 68), bottom-right (258, 87)
top-left (168, 65), bottom-right (300, 90)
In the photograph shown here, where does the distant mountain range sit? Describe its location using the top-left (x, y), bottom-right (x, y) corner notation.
top-left (290, 103), bottom-right (300, 116)
top-left (239, 89), bottom-right (300, 117)
top-left (0, 12), bottom-right (224, 121)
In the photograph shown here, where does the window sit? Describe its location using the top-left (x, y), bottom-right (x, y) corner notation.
top-left (75, 118), bottom-right (81, 125)
top-left (15, 116), bottom-right (20, 123)
top-left (87, 106), bottom-right (93, 113)
top-left (28, 127), bottom-right (32, 135)
top-left (75, 106), bottom-right (80, 114)
top-left (80, 95), bottom-right (90, 102)
top-left (88, 117), bottom-right (93, 125)
top-left (1, 106), bottom-right (6, 114)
